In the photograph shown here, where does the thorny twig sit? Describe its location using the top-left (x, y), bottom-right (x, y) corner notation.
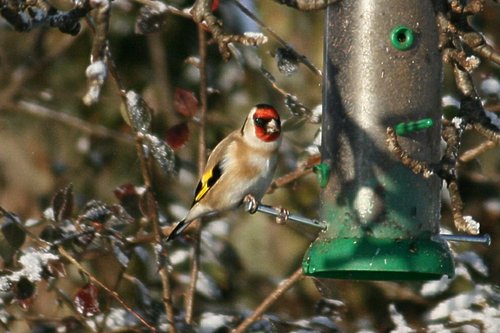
top-left (232, 267), bottom-right (305, 333)
top-left (459, 140), bottom-right (497, 163)
top-left (133, 0), bottom-right (192, 19)
top-left (143, 0), bottom-right (318, 121)
top-left (387, 118), bottom-right (483, 235)
top-left (230, 0), bottom-right (322, 77)
top-left (473, 122), bottom-right (500, 145)
top-left (429, 0), bottom-right (500, 234)
top-left (447, 179), bottom-right (480, 235)
top-left (134, 134), bottom-right (177, 332)
top-left (0, 0), bottom-right (90, 34)
top-left (93, 3), bottom-right (176, 327)
top-left (436, 0), bottom-right (500, 66)
top-left (83, 0), bottom-right (111, 105)
top-left (385, 127), bottom-right (434, 178)
top-left (2, 218), bottom-right (101, 332)
top-left (191, 0), bottom-right (268, 60)
top-left (184, 23), bottom-right (209, 326)
top-left (58, 246), bottom-right (158, 332)
top-left (440, 119), bottom-right (480, 235)
top-left (270, 0), bottom-right (337, 11)
top-left (260, 66), bottom-right (314, 119)
top-left (267, 154), bottom-right (321, 193)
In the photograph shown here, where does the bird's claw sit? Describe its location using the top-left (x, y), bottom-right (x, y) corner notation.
top-left (276, 207), bottom-right (289, 225)
top-left (244, 194), bottom-right (258, 214)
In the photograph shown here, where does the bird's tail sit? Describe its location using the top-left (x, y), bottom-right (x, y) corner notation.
top-left (166, 219), bottom-right (190, 241)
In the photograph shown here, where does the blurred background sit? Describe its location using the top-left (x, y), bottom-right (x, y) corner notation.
top-left (0, 0), bottom-right (498, 332)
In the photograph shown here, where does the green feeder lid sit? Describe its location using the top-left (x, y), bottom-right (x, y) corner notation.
top-left (302, 236), bottom-right (455, 280)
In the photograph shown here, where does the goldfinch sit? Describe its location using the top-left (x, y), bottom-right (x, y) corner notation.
top-left (167, 104), bottom-right (282, 241)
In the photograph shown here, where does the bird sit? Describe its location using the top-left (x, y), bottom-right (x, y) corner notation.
top-left (167, 104), bottom-right (282, 241)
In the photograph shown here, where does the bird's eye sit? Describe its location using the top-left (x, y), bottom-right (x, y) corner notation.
top-left (254, 117), bottom-right (267, 127)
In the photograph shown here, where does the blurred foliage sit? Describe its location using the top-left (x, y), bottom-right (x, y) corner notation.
top-left (0, 0), bottom-right (499, 332)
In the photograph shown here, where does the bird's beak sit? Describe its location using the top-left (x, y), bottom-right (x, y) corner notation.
top-left (266, 119), bottom-right (280, 134)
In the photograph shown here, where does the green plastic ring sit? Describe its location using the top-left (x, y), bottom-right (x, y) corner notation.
top-left (390, 25), bottom-right (415, 51)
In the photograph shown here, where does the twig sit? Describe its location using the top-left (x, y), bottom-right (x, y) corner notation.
top-left (438, 119), bottom-right (462, 183)
top-left (83, 0), bottom-right (111, 105)
top-left (184, 22), bottom-right (209, 326)
top-left (134, 0), bottom-right (193, 19)
top-left (259, 66), bottom-right (313, 118)
top-left (51, 284), bottom-right (98, 332)
top-left (191, 0), bottom-right (267, 60)
top-left (58, 247), bottom-right (157, 332)
top-left (435, 0), bottom-right (500, 66)
top-left (484, 103), bottom-right (500, 113)
top-left (439, 119), bottom-right (481, 235)
top-left (459, 140), bottom-right (497, 163)
top-left (449, 0), bottom-right (484, 15)
top-left (267, 154), bottom-right (320, 193)
top-left (98, 5), bottom-right (175, 327)
top-left (5, 100), bottom-right (133, 145)
top-left (135, 123), bottom-right (176, 332)
top-left (96, 266), bottom-right (128, 333)
top-left (230, 0), bottom-right (322, 77)
top-left (385, 127), bottom-right (434, 178)
top-left (232, 267), bottom-right (304, 333)
top-left (88, 0), bottom-right (110, 63)
top-left (472, 123), bottom-right (500, 145)
top-left (269, 0), bottom-right (337, 11)
top-left (152, 196), bottom-right (177, 333)
top-left (447, 180), bottom-right (480, 235)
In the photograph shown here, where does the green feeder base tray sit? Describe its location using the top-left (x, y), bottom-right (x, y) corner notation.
top-left (302, 237), bottom-right (455, 280)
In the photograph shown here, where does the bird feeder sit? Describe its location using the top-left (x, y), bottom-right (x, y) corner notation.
top-left (302, 0), bottom-right (455, 280)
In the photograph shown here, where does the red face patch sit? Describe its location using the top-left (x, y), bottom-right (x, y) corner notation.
top-left (253, 104), bottom-right (281, 142)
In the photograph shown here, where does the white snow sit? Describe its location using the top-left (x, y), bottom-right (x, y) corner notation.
top-left (442, 95), bottom-right (460, 108)
top-left (389, 304), bottom-right (415, 333)
top-left (200, 312), bottom-right (233, 333)
top-left (0, 250), bottom-right (59, 291)
top-left (480, 77), bottom-right (500, 97)
top-left (243, 32), bottom-right (268, 45)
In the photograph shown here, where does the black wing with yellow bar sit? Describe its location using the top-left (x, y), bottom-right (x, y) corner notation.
top-left (191, 162), bottom-right (223, 207)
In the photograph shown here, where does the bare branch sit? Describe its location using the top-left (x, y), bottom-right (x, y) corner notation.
top-left (472, 123), bottom-right (500, 145)
top-left (132, 116), bottom-right (176, 331)
top-left (58, 247), bottom-right (157, 332)
top-left (0, 0), bottom-right (90, 34)
top-left (267, 154), bottom-right (320, 193)
top-left (185, 22), bottom-right (210, 325)
top-left (461, 31), bottom-right (500, 65)
top-left (447, 180), bottom-right (480, 235)
top-left (231, 0), bottom-right (322, 77)
top-left (385, 127), bottom-right (434, 178)
top-left (435, 0), bottom-right (500, 66)
top-left (449, 0), bottom-right (484, 15)
top-left (269, 0), bottom-right (337, 11)
top-left (83, 0), bottom-right (111, 105)
top-left (232, 267), bottom-right (305, 333)
top-left (191, 0), bottom-right (267, 60)
top-left (459, 140), bottom-right (497, 163)
top-left (5, 100), bottom-right (133, 145)
top-left (440, 119), bottom-right (481, 235)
